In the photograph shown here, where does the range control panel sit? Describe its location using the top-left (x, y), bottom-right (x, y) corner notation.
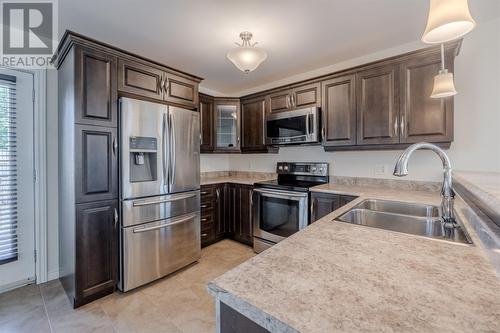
top-left (276, 162), bottom-right (329, 177)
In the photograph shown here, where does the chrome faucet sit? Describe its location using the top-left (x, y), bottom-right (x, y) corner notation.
top-left (393, 142), bottom-right (456, 226)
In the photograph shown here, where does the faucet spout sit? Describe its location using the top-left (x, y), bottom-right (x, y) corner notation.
top-left (393, 142), bottom-right (456, 225)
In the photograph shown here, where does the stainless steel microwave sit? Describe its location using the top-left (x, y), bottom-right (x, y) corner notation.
top-left (265, 107), bottom-right (320, 145)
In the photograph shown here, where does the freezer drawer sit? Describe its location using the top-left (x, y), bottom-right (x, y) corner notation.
top-left (121, 191), bottom-right (200, 227)
top-left (120, 212), bottom-right (201, 291)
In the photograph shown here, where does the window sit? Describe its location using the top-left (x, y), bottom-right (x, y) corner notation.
top-left (0, 73), bottom-right (17, 265)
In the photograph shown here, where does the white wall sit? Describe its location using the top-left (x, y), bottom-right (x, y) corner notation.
top-left (46, 69), bottom-right (59, 279)
top-left (201, 17), bottom-right (500, 181)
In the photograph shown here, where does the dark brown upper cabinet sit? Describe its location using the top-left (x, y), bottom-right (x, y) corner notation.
top-left (267, 82), bottom-right (320, 113)
top-left (241, 96), bottom-right (267, 152)
top-left (356, 64), bottom-right (400, 145)
top-left (291, 82), bottom-right (321, 109)
top-left (118, 59), bottom-right (199, 109)
top-left (399, 47), bottom-right (454, 144)
top-left (214, 98), bottom-right (241, 152)
top-left (322, 74), bottom-right (356, 147)
top-left (75, 200), bottom-right (118, 307)
top-left (118, 59), bottom-right (164, 101)
top-left (75, 125), bottom-right (118, 204)
top-left (164, 73), bottom-right (199, 108)
top-left (199, 93), bottom-right (214, 153)
top-left (75, 46), bottom-right (117, 127)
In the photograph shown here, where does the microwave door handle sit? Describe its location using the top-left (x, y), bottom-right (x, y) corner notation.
top-left (305, 113), bottom-right (310, 137)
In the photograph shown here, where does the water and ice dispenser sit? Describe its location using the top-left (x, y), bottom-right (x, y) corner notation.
top-left (129, 136), bottom-right (158, 183)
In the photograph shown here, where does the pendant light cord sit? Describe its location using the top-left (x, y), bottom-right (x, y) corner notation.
top-left (440, 44), bottom-right (445, 71)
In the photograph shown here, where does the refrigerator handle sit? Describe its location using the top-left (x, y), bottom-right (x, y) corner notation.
top-left (162, 112), bottom-right (168, 192)
top-left (169, 112), bottom-right (176, 189)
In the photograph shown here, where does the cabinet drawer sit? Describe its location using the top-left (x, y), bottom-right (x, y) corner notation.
top-left (201, 214), bottom-right (214, 228)
top-left (201, 185), bottom-right (215, 201)
top-left (201, 223), bottom-right (215, 247)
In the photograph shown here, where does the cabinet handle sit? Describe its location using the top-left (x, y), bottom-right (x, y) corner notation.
top-left (285, 95), bottom-right (290, 109)
top-left (291, 94), bottom-right (295, 107)
top-left (201, 204), bottom-right (209, 208)
top-left (394, 115), bottom-right (399, 136)
top-left (163, 77), bottom-right (170, 95)
top-left (321, 127), bottom-right (326, 141)
top-left (112, 136), bottom-right (117, 156)
top-left (400, 115), bottom-right (405, 137)
top-left (216, 188), bottom-right (220, 202)
top-left (200, 191), bottom-right (209, 195)
top-left (310, 199), bottom-right (315, 222)
top-left (201, 233), bottom-right (208, 237)
top-left (114, 208), bottom-right (118, 229)
top-left (158, 76), bottom-right (164, 93)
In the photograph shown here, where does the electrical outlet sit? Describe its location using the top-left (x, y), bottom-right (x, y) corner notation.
top-left (374, 164), bottom-right (386, 176)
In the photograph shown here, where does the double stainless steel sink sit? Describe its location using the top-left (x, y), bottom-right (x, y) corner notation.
top-left (335, 199), bottom-right (472, 245)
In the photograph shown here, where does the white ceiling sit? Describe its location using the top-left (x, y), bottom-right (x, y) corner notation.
top-left (59, 0), bottom-right (500, 95)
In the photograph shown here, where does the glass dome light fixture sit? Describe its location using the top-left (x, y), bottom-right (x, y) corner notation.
top-left (430, 44), bottom-right (457, 98)
top-left (422, 0), bottom-right (476, 44)
top-left (226, 31), bottom-right (268, 73)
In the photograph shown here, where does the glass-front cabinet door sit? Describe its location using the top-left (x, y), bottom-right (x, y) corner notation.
top-left (214, 99), bottom-right (240, 151)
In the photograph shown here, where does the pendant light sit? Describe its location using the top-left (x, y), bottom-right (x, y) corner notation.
top-left (422, 0), bottom-right (476, 44)
top-left (430, 44), bottom-right (457, 98)
top-left (226, 32), bottom-right (267, 73)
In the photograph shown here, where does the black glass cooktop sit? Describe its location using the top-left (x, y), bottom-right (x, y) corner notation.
top-left (254, 175), bottom-right (328, 193)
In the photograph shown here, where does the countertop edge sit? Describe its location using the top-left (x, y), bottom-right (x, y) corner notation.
top-left (207, 282), bottom-right (300, 333)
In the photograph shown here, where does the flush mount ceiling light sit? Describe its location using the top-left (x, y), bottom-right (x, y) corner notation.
top-left (226, 31), bottom-right (267, 73)
top-left (422, 0), bottom-right (476, 44)
top-left (430, 44), bottom-right (457, 98)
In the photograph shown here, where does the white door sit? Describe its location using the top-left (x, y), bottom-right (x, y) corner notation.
top-left (0, 69), bottom-right (35, 291)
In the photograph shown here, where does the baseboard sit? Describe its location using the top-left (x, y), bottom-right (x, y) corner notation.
top-left (47, 269), bottom-right (60, 281)
top-left (0, 277), bottom-right (36, 294)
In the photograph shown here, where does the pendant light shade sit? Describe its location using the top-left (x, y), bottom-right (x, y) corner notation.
top-left (431, 69), bottom-right (457, 98)
top-left (226, 32), bottom-right (267, 73)
top-left (422, 0), bottom-right (476, 44)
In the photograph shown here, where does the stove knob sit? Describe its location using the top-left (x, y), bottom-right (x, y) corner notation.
top-left (311, 167), bottom-right (317, 172)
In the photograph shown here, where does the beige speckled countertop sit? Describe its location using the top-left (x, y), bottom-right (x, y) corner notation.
top-left (201, 171), bottom-right (276, 185)
top-left (454, 171), bottom-right (500, 216)
top-left (209, 183), bottom-right (500, 333)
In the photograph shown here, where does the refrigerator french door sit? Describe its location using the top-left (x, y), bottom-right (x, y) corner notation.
top-left (119, 97), bottom-right (200, 291)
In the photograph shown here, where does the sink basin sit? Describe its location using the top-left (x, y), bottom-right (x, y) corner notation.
top-left (336, 199), bottom-right (472, 245)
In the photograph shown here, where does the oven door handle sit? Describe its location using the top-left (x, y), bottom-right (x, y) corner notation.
top-left (253, 188), bottom-right (308, 200)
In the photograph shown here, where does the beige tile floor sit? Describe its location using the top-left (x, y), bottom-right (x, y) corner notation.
top-left (0, 239), bottom-right (255, 333)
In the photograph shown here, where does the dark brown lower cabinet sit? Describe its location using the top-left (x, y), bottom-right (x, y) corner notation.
top-left (200, 183), bottom-right (253, 247)
top-left (311, 192), bottom-right (357, 222)
top-left (229, 184), bottom-right (253, 246)
top-left (74, 200), bottom-right (118, 307)
top-left (220, 302), bottom-right (270, 333)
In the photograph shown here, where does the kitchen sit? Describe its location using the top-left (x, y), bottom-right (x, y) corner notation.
top-left (0, 0), bottom-right (499, 332)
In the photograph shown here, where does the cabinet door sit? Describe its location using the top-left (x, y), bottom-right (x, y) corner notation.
top-left (75, 46), bottom-right (117, 127)
top-left (214, 99), bottom-right (241, 152)
top-left (311, 193), bottom-right (340, 222)
top-left (291, 82), bottom-right (320, 108)
top-left (322, 75), bottom-right (356, 146)
top-left (118, 59), bottom-right (164, 100)
top-left (399, 50), bottom-right (454, 143)
top-left (356, 65), bottom-right (400, 145)
top-left (75, 200), bottom-right (118, 305)
top-left (75, 125), bottom-right (118, 203)
top-left (233, 185), bottom-right (253, 245)
top-left (215, 184), bottom-right (228, 238)
top-left (199, 94), bottom-right (214, 153)
top-left (164, 73), bottom-right (199, 109)
top-left (267, 90), bottom-right (292, 113)
top-left (241, 96), bottom-right (267, 152)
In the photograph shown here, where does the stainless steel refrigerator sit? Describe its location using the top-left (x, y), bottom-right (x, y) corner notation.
top-left (118, 97), bottom-right (200, 291)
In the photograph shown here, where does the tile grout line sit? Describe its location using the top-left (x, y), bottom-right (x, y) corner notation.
top-left (39, 285), bottom-right (55, 333)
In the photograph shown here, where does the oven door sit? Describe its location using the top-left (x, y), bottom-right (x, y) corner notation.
top-left (265, 107), bottom-right (319, 145)
top-left (252, 188), bottom-right (309, 244)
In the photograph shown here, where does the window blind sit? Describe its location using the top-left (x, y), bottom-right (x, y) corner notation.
top-left (0, 73), bottom-right (17, 265)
